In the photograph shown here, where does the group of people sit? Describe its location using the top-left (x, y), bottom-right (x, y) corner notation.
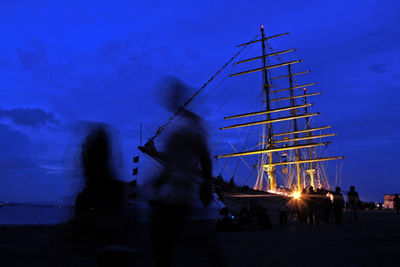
top-left (216, 185), bottom-right (361, 233)
top-left (297, 185), bottom-right (360, 225)
top-left (216, 204), bottom-right (273, 232)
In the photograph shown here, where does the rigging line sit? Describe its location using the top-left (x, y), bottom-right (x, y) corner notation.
top-left (191, 35), bottom-right (259, 120)
top-left (218, 162), bottom-right (227, 176)
top-left (215, 120), bottom-right (254, 176)
top-left (212, 119), bottom-right (252, 155)
top-left (232, 157), bottom-right (241, 178)
top-left (337, 159), bottom-right (344, 186)
top-left (218, 90), bottom-right (264, 171)
top-left (334, 164), bottom-right (339, 187)
top-left (243, 160), bottom-right (258, 185)
top-left (144, 154), bottom-right (163, 170)
top-left (186, 46), bottom-right (258, 154)
top-left (211, 77), bottom-right (244, 117)
top-left (213, 89), bottom-right (262, 153)
top-left (148, 33), bottom-right (261, 143)
top-left (194, 48), bottom-right (246, 109)
top-left (233, 120), bottom-right (255, 178)
top-left (228, 142), bottom-right (253, 173)
top-left (212, 120), bottom-right (254, 157)
top-left (319, 160), bottom-right (330, 190)
top-left (231, 119), bottom-right (249, 180)
top-left (195, 72), bottom-right (231, 108)
top-left (340, 160), bottom-right (344, 186)
top-left (216, 160), bottom-right (247, 184)
top-left (267, 41), bottom-right (303, 87)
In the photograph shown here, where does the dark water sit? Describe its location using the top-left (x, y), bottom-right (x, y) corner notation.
top-left (0, 206), bottom-right (74, 225)
top-left (0, 203), bottom-right (220, 225)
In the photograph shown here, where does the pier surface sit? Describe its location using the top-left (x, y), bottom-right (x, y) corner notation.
top-left (0, 210), bottom-right (399, 266)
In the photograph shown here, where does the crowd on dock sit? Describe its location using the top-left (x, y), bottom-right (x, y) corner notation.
top-left (216, 185), bottom-right (362, 232)
top-left (295, 185), bottom-right (359, 225)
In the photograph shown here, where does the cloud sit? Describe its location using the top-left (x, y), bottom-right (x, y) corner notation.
top-left (0, 107), bottom-right (58, 128)
top-left (0, 123), bottom-right (68, 202)
top-left (0, 123), bottom-right (31, 154)
top-left (15, 40), bottom-right (48, 72)
top-left (367, 63), bottom-right (387, 73)
top-left (0, 155), bottom-right (37, 170)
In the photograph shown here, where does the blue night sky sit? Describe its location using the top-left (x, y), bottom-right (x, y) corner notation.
top-left (0, 0), bottom-right (399, 202)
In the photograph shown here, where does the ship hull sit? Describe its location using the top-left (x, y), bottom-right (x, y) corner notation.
top-left (219, 191), bottom-right (292, 224)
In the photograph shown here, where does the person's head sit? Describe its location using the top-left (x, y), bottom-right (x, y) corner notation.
top-left (81, 126), bottom-right (111, 181)
top-left (335, 186), bottom-right (341, 193)
top-left (309, 186), bottom-right (314, 192)
top-left (159, 76), bottom-right (191, 113)
top-left (350, 185), bottom-right (355, 191)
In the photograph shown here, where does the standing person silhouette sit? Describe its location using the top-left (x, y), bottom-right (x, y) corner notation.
top-left (332, 187), bottom-right (345, 223)
top-left (393, 194), bottom-right (400, 215)
top-left (74, 126), bottom-right (124, 242)
top-left (71, 125), bottom-right (129, 266)
top-left (306, 186), bottom-right (316, 225)
top-left (347, 185), bottom-right (360, 223)
top-left (150, 77), bottom-right (222, 267)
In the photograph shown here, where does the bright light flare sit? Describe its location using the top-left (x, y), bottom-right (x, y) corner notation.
top-left (292, 191), bottom-right (301, 200)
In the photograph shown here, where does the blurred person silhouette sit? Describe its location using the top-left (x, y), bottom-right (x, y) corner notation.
top-left (298, 188), bottom-right (309, 225)
top-left (306, 186), bottom-right (316, 225)
top-left (150, 77), bottom-right (223, 267)
top-left (238, 207), bottom-right (251, 228)
top-left (216, 207), bottom-right (239, 232)
top-left (73, 125), bottom-right (129, 265)
top-left (347, 185), bottom-right (360, 222)
top-left (332, 187), bottom-right (344, 223)
top-left (314, 188), bottom-right (323, 224)
top-left (248, 203), bottom-right (272, 230)
top-left (279, 208), bottom-right (288, 226)
top-left (393, 194), bottom-right (400, 214)
top-left (321, 188), bottom-right (332, 224)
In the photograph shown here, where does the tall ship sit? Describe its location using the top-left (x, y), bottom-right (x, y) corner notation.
top-left (138, 25), bottom-right (345, 217)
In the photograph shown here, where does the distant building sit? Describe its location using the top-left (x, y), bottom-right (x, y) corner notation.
top-left (383, 194), bottom-right (399, 209)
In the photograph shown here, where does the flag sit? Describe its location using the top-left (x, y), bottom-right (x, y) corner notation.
top-left (132, 168), bottom-right (138, 175)
top-left (281, 152), bottom-right (288, 157)
top-left (133, 156), bottom-right (139, 163)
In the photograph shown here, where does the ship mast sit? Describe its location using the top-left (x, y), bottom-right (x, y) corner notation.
top-left (258, 25), bottom-right (275, 191)
top-left (288, 64), bottom-right (302, 191)
top-left (218, 27), bottom-right (344, 192)
top-left (303, 87), bottom-right (316, 188)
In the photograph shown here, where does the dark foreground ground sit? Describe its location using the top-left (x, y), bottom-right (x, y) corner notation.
top-left (0, 210), bottom-right (399, 266)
